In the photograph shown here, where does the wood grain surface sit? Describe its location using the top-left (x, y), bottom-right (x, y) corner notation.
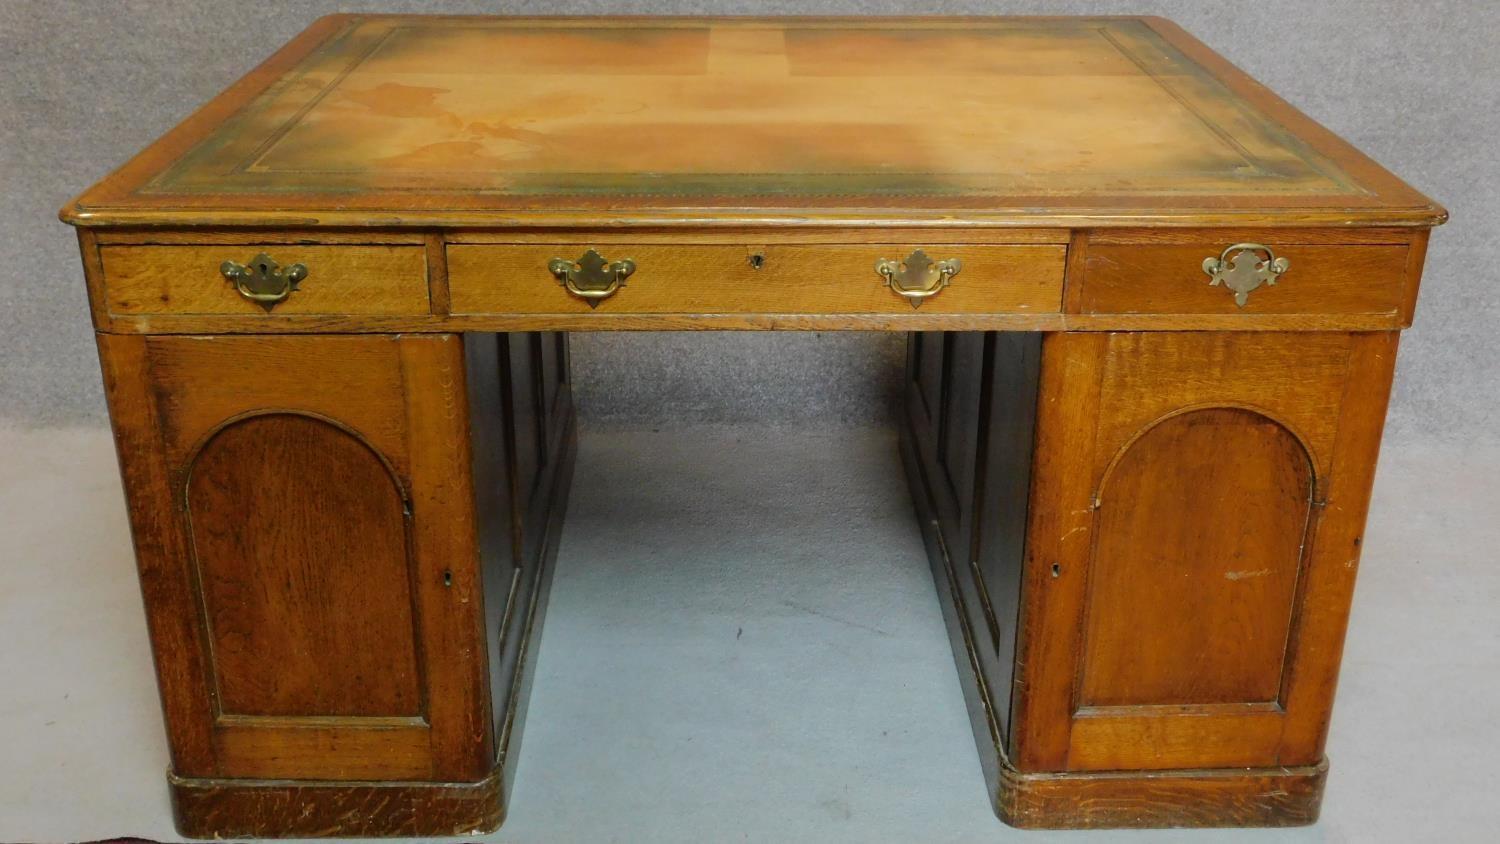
top-left (99, 243), bottom-right (430, 316)
top-left (1079, 407), bottom-right (1313, 709)
top-left (995, 758), bottom-right (1327, 829)
top-left (187, 412), bottom-right (421, 718)
top-left (449, 243), bottom-right (1064, 315)
top-left (1079, 242), bottom-right (1411, 320)
top-left (170, 769), bottom-right (504, 838)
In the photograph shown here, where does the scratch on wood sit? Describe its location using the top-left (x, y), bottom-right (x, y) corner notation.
top-left (1224, 568), bottom-right (1271, 581)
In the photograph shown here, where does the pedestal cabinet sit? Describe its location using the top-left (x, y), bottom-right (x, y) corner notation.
top-left (902, 329), bottom-right (1398, 826)
top-left (96, 331), bottom-right (574, 836)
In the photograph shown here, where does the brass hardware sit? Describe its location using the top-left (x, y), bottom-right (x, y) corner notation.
top-left (875, 249), bottom-right (961, 308)
top-left (747, 250), bottom-right (766, 270)
top-left (547, 249), bottom-right (636, 307)
top-left (1202, 243), bottom-right (1289, 307)
top-left (219, 253), bottom-right (308, 311)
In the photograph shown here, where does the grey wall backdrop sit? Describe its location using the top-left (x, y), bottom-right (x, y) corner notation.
top-left (3, 0), bottom-right (1494, 441)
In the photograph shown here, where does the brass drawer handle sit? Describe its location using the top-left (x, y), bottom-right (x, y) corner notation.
top-left (875, 249), bottom-right (961, 308)
top-left (219, 252), bottom-right (307, 312)
top-left (548, 249), bottom-right (636, 308)
top-left (1202, 242), bottom-right (1289, 307)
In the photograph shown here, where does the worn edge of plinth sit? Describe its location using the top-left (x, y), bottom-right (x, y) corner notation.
top-left (996, 756), bottom-right (1327, 829)
top-left (896, 415), bottom-right (1327, 830)
top-left (169, 414), bottom-right (578, 840)
top-left (168, 768), bottom-right (504, 839)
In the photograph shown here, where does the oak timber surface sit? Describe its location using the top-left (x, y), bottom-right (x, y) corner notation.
top-left (62, 15), bottom-right (1441, 228)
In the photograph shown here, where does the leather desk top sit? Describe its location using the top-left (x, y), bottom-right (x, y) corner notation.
top-left (61, 15), bottom-right (1443, 230)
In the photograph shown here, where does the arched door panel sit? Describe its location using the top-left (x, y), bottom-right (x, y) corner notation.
top-left (187, 413), bottom-right (421, 718)
top-left (1079, 408), bottom-right (1313, 709)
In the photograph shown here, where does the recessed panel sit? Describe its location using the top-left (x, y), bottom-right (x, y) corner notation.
top-left (1079, 408), bottom-right (1312, 708)
top-left (187, 413), bottom-right (422, 718)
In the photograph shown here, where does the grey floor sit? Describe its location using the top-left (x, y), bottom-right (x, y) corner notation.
top-left (1, 425), bottom-right (1496, 843)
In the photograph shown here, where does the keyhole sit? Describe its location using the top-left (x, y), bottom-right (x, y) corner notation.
top-left (443, 570), bottom-right (453, 587)
top-left (747, 252), bottom-right (765, 270)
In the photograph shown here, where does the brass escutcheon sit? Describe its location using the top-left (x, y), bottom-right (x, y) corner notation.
top-left (219, 253), bottom-right (308, 312)
top-left (548, 249), bottom-right (636, 307)
top-left (875, 249), bottom-right (961, 308)
top-left (1202, 243), bottom-right (1290, 307)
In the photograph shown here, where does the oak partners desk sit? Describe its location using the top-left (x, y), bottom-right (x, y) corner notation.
top-left (61, 15), bottom-right (1445, 838)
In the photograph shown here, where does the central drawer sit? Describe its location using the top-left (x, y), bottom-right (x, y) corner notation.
top-left (446, 243), bottom-right (1066, 315)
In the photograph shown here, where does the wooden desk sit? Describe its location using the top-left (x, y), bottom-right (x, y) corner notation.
top-left (61, 15), bottom-right (1444, 837)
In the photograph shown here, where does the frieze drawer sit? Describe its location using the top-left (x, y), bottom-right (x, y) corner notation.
top-left (97, 244), bottom-right (431, 316)
top-left (1076, 236), bottom-right (1419, 322)
top-left (447, 243), bottom-right (1067, 315)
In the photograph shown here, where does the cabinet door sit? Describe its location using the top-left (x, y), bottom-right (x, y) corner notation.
top-left (1010, 331), bottom-right (1397, 772)
top-left (98, 333), bottom-right (493, 782)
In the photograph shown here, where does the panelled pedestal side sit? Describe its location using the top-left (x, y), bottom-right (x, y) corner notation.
top-left (903, 330), bottom-right (1398, 829)
top-left (95, 331), bottom-right (574, 839)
